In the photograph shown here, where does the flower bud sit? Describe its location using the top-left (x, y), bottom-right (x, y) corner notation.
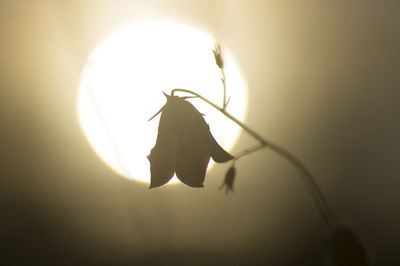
top-left (220, 165), bottom-right (236, 193)
top-left (212, 44), bottom-right (224, 70)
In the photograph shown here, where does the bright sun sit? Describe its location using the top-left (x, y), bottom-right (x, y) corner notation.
top-left (78, 21), bottom-right (247, 184)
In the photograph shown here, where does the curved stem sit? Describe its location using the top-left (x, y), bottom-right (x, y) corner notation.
top-left (233, 143), bottom-right (265, 162)
top-left (171, 88), bottom-right (335, 230)
top-left (172, 88), bottom-right (267, 145)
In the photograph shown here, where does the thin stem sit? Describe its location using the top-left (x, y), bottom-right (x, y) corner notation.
top-left (171, 88), bottom-right (335, 230)
top-left (88, 77), bottom-right (130, 177)
top-left (233, 143), bottom-right (265, 161)
top-left (222, 69), bottom-right (227, 110)
top-left (172, 89), bottom-right (267, 145)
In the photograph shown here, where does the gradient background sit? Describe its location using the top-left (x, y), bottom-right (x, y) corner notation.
top-left (1, 1), bottom-right (399, 265)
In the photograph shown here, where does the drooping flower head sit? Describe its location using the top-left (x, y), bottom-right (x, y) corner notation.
top-left (148, 92), bottom-right (233, 188)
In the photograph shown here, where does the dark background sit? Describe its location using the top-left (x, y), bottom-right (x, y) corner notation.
top-left (1, 1), bottom-right (399, 265)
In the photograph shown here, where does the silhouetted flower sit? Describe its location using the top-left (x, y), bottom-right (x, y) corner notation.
top-left (148, 92), bottom-right (233, 189)
top-left (212, 43), bottom-right (224, 69)
top-left (220, 165), bottom-right (236, 193)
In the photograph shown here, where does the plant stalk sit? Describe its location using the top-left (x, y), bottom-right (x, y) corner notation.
top-left (171, 88), bottom-right (335, 230)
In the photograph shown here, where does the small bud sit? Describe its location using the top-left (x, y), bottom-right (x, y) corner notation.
top-left (220, 166), bottom-right (236, 193)
top-left (212, 43), bottom-right (224, 70)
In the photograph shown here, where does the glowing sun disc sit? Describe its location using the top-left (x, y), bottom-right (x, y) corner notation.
top-left (78, 21), bottom-right (247, 184)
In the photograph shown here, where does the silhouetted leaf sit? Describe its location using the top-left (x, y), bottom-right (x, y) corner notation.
top-left (148, 92), bottom-right (233, 189)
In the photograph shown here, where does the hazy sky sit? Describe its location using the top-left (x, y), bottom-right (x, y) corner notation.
top-left (1, 1), bottom-right (399, 265)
